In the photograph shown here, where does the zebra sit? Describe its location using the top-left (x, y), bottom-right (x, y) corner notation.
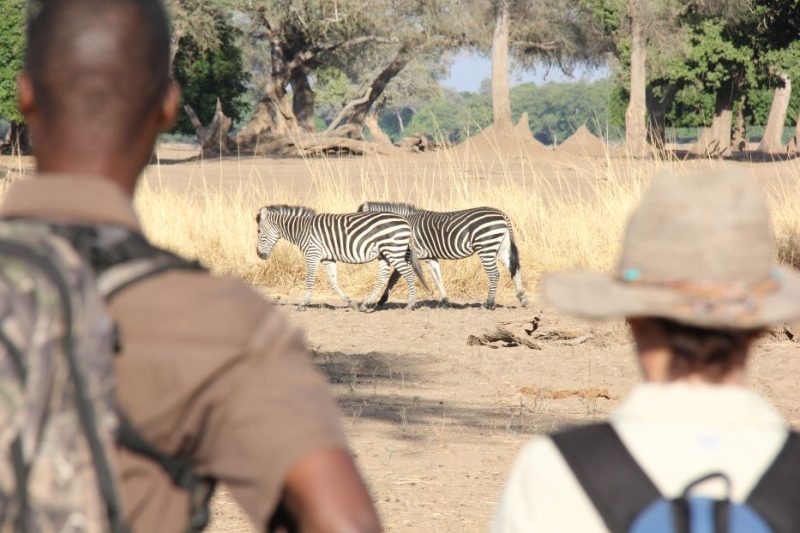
top-left (255, 205), bottom-right (429, 310)
top-left (357, 202), bottom-right (527, 309)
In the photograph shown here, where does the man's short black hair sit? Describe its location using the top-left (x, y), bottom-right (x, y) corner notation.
top-left (25, 0), bottom-right (172, 145)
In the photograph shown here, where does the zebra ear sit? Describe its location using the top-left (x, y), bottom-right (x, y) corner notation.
top-left (256, 211), bottom-right (262, 224)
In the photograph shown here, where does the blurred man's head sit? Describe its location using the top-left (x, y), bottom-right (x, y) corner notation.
top-left (18, 0), bottom-right (179, 194)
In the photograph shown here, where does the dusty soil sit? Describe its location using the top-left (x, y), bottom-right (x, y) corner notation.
top-left (4, 144), bottom-right (800, 532)
top-left (206, 295), bottom-right (800, 533)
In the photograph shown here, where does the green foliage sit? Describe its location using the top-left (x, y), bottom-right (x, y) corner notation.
top-left (315, 67), bottom-right (357, 108)
top-left (172, 22), bottom-right (249, 134)
top-left (404, 80), bottom-right (615, 145)
top-left (0, 0), bottom-right (26, 123)
top-left (405, 91), bottom-right (492, 143)
top-left (510, 80), bottom-right (615, 144)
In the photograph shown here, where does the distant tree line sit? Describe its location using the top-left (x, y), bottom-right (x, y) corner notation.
top-left (2, 0), bottom-right (800, 156)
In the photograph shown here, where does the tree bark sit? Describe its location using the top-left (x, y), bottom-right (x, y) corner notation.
top-left (646, 84), bottom-right (677, 150)
top-left (732, 94), bottom-right (747, 152)
top-left (365, 113), bottom-right (392, 145)
top-left (691, 79), bottom-right (735, 157)
top-left (185, 99), bottom-right (233, 156)
top-left (7, 122), bottom-right (29, 156)
top-left (758, 73), bottom-right (791, 153)
top-left (491, 0), bottom-right (513, 132)
top-left (291, 67), bottom-right (316, 132)
top-left (326, 45), bottom-right (417, 138)
top-left (625, 13), bottom-right (648, 156)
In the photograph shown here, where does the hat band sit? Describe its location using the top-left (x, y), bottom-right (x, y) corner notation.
top-left (617, 271), bottom-right (780, 323)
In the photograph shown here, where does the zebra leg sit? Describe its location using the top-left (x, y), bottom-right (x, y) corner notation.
top-left (386, 254), bottom-right (418, 310)
top-left (361, 258), bottom-right (391, 312)
top-left (301, 256), bottom-right (320, 308)
top-left (477, 249), bottom-right (500, 309)
top-left (322, 260), bottom-right (354, 308)
top-left (426, 259), bottom-right (450, 307)
top-left (377, 269), bottom-right (402, 306)
top-left (497, 236), bottom-right (528, 307)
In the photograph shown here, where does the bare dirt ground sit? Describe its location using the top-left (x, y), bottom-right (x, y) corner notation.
top-left (4, 145), bottom-right (800, 532)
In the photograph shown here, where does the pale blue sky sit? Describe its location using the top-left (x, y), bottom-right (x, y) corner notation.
top-left (442, 51), bottom-right (609, 92)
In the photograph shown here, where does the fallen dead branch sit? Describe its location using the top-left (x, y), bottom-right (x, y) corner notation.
top-left (467, 316), bottom-right (596, 350)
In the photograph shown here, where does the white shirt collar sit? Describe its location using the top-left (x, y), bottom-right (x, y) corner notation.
top-left (611, 382), bottom-right (786, 431)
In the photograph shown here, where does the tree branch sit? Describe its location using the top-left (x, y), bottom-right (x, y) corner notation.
top-left (510, 40), bottom-right (562, 53)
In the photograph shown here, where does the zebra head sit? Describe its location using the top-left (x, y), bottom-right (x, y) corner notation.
top-left (255, 207), bottom-right (280, 260)
top-left (357, 201), bottom-right (418, 216)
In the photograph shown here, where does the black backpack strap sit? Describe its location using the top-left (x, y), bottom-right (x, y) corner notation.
top-left (117, 415), bottom-right (216, 533)
top-left (551, 422), bottom-right (662, 533)
top-left (746, 431), bottom-right (800, 533)
top-left (49, 223), bottom-right (205, 301)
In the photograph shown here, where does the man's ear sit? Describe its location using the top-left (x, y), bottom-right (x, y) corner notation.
top-left (158, 81), bottom-right (181, 132)
top-left (17, 72), bottom-right (36, 121)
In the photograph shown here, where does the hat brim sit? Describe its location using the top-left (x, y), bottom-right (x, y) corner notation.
top-left (542, 267), bottom-right (800, 329)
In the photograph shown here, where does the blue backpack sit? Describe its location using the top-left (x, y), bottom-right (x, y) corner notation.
top-left (552, 423), bottom-right (800, 533)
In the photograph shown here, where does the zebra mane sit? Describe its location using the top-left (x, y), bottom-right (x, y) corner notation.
top-left (358, 201), bottom-right (419, 216)
top-left (263, 205), bottom-right (317, 218)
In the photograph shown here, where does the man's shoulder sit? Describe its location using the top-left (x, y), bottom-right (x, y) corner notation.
top-left (108, 267), bottom-right (277, 345)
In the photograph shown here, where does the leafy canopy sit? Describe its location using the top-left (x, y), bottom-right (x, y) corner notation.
top-left (0, 0), bottom-right (26, 123)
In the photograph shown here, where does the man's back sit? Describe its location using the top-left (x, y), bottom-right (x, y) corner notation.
top-left (0, 176), bottom-right (352, 530)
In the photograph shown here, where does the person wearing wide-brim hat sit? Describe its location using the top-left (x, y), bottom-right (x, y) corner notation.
top-left (492, 170), bottom-right (800, 533)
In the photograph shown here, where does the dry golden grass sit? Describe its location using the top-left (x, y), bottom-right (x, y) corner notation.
top-left (133, 147), bottom-right (800, 303)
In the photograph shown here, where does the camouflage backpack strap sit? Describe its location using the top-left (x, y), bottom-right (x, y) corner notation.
top-left (51, 224), bottom-right (215, 533)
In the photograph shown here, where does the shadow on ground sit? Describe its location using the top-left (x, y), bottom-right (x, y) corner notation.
top-left (314, 349), bottom-right (587, 440)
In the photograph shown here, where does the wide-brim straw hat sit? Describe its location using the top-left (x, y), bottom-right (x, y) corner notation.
top-left (542, 169), bottom-right (800, 329)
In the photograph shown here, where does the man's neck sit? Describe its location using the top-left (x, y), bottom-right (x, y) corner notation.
top-left (35, 157), bottom-right (138, 197)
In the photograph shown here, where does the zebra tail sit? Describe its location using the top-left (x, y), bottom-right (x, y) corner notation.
top-left (505, 216), bottom-right (521, 278)
top-left (409, 237), bottom-right (431, 292)
top-left (509, 237), bottom-right (520, 277)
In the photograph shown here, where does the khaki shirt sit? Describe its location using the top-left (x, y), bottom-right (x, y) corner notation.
top-left (492, 382), bottom-right (789, 532)
top-left (0, 176), bottom-right (348, 532)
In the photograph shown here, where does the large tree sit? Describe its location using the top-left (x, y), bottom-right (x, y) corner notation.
top-left (233, 0), bottom-right (402, 144)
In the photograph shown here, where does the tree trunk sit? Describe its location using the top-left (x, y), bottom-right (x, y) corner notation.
top-left (8, 122), bottom-right (29, 156)
top-left (365, 113), bottom-right (392, 145)
top-left (185, 99), bottom-right (233, 156)
top-left (326, 45), bottom-right (416, 138)
top-left (691, 79), bottom-right (735, 157)
top-left (491, 0), bottom-right (513, 131)
top-left (625, 13), bottom-right (648, 156)
top-left (646, 84), bottom-right (677, 150)
top-left (757, 73), bottom-right (791, 153)
top-left (790, 113), bottom-right (800, 153)
top-left (235, 100), bottom-right (277, 148)
top-left (291, 67), bottom-right (316, 132)
top-left (732, 94), bottom-right (746, 152)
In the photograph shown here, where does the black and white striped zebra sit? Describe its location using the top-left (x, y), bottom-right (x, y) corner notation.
top-left (256, 205), bottom-right (429, 310)
top-left (357, 202), bottom-right (527, 309)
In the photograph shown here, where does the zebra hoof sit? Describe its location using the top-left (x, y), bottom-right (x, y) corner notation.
top-left (517, 292), bottom-right (529, 308)
top-left (359, 303), bottom-right (376, 313)
top-left (482, 301), bottom-right (496, 310)
top-left (347, 300), bottom-right (360, 311)
top-left (296, 305), bottom-right (308, 312)
top-left (405, 303), bottom-right (417, 310)
top-left (438, 299), bottom-right (452, 309)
